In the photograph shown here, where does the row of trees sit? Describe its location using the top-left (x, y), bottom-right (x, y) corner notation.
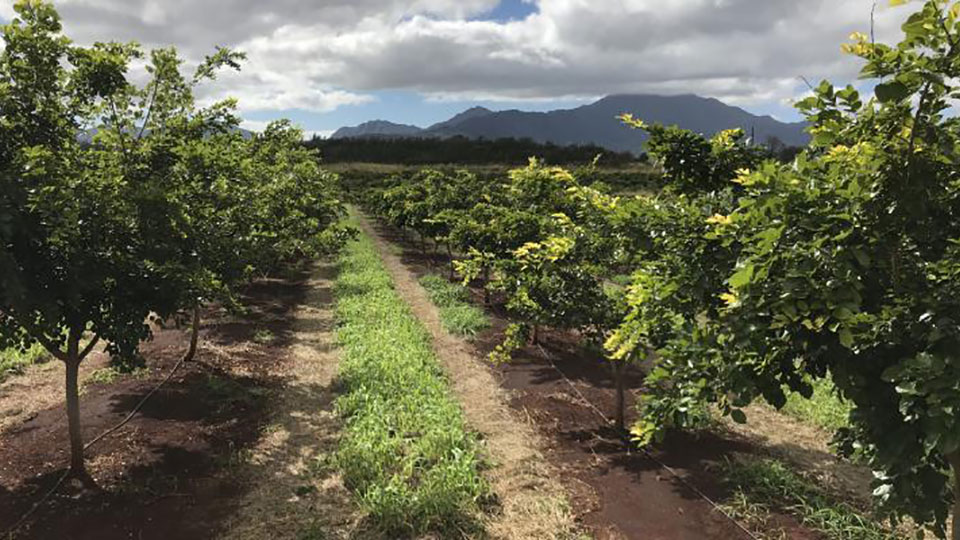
top-left (306, 134), bottom-right (642, 166)
top-left (0, 1), bottom-right (348, 480)
top-left (362, 1), bottom-right (960, 536)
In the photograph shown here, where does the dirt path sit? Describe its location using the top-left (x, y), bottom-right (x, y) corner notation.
top-left (0, 263), bottom-right (357, 539)
top-left (355, 214), bottom-right (583, 539)
top-left (217, 262), bottom-right (361, 539)
top-left (358, 214), bottom-right (815, 540)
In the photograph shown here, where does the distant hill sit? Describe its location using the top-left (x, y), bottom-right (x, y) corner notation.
top-left (330, 120), bottom-right (423, 139)
top-left (330, 94), bottom-right (809, 153)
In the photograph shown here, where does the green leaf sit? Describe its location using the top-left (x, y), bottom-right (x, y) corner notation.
top-left (838, 328), bottom-right (854, 349)
top-left (729, 263), bottom-right (755, 289)
top-left (875, 81), bottom-right (910, 103)
top-left (730, 409), bottom-right (748, 424)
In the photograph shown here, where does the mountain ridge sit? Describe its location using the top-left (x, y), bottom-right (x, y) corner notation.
top-left (330, 94), bottom-right (809, 152)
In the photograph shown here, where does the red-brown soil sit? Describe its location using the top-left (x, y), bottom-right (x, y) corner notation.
top-left (0, 268), bottom-right (315, 539)
top-left (368, 219), bottom-right (821, 540)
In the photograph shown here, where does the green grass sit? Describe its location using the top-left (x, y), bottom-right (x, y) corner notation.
top-left (720, 458), bottom-right (898, 540)
top-left (418, 274), bottom-right (490, 338)
top-left (333, 229), bottom-right (489, 536)
top-left (0, 343), bottom-right (48, 383)
top-left (85, 366), bottom-right (124, 386)
top-left (780, 379), bottom-right (852, 432)
top-left (253, 328), bottom-right (276, 344)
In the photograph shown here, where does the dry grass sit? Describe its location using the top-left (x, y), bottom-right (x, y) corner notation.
top-left (216, 263), bottom-right (364, 540)
top-left (357, 214), bottom-right (585, 540)
top-left (0, 351), bottom-right (111, 435)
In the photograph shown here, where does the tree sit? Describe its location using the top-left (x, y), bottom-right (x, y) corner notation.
top-left (0, 1), bottom-right (173, 480)
top-left (609, 1), bottom-right (960, 536)
top-left (0, 1), bottom-right (348, 480)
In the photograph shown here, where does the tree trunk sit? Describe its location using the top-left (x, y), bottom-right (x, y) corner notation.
top-left (446, 244), bottom-right (455, 281)
top-left (532, 324), bottom-right (540, 345)
top-left (483, 266), bottom-right (491, 305)
top-left (949, 451), bottom-right (960, 540)
top-left (185, 303), bottom-right (201, 362)
top-left (612, 361), bottom-right (626, 431)
top-left (64, 333), bottom-right (85, 477)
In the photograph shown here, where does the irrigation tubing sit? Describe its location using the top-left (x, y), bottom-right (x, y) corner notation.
top-left (535, 343), bottom-right (762, 540)
top-left (3, 342), bottom-right (195, 538)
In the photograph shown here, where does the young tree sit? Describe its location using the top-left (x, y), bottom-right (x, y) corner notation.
top-left (0, 1), bottom-right (176, 480)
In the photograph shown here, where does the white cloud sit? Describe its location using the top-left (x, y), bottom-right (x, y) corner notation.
top-left (5, 0), bottom-right (917, 114)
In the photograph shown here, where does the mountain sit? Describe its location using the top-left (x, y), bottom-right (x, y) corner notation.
top-left (330, 94), bottom-right (809, 153)
top-left (330, 120), bottom-right (423, 139)
top-left (427, 106), bottom-right (493, 131)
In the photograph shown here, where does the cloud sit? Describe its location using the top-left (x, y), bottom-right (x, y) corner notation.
top-left (9, 0), bottom-right (915, 115)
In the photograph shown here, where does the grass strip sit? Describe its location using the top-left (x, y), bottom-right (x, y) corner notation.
top-left (333, 229), bottom-right (489, 536)
top-left (721, 458), bottom-right (898, 540)
top-left (418, 274), bottom-right (490, 338)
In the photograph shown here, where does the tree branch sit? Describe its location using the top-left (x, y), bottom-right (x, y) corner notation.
top-left (137, 84), bottom-right (159, 140)
top-left (78, 334), bottom-right (101, 361)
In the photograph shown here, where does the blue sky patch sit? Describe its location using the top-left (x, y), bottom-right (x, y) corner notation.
top-left (473, 0), bottom-right (538, 22)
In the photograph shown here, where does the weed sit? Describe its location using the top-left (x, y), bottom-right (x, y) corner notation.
top-left (253, 328), bottom-right (276, 344)
top-left (0, 343), bottom-right (47, 383)
top-left (333, 230), bottom-right (489, 536)
top-left (85, 367), bottom-right (123, 386)
top-left (720, 457), bottom-right (900, 540)
top-left (204, 374), bottom-right (261, 413)
top-left (780, 379), bottom-right (852, 432)
top-left (418, 273), bottom-right (490, 337)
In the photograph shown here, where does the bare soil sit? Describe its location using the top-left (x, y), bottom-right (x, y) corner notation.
top-left (363, 216), bottom-right (821, 540)
top-left (0, 263), bottom-right (353, 539)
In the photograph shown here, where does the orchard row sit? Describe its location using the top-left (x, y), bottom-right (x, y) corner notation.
top-left (0, 2), bottom-right (349, 479)
top-left (361, 2), bottom-right (960, 536)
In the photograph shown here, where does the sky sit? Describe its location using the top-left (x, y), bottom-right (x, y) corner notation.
top-left (0, 0), bottom-right (915, 138)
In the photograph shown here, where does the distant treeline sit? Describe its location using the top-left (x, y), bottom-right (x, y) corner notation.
top-left (305, 135), bottom-right (642, 167)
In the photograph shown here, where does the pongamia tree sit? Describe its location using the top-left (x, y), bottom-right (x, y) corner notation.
top-left (0, 1), bottom-right (177, 480)
top-left (0, 0), bottom-right (347, 480)
top-left (608, 1), bottom-right (960, 536)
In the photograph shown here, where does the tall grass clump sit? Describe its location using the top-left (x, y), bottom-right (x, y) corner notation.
top-left (418, 274), bottom-right (489, 338)
top-left (721, 458), bottom-right (899, 540)
top-left (780, 379), bottom-right (852, 432)
top-left (0, 343), bottom-right (47, 383)
top-left (333, 231), bottom-right (488, 536)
